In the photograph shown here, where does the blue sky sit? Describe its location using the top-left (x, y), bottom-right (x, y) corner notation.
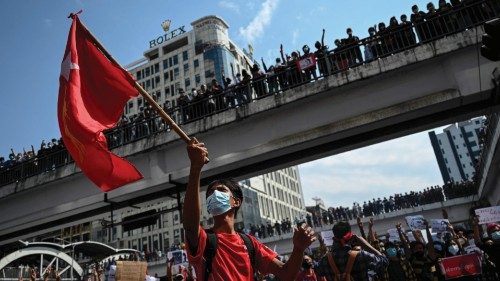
top-left (0, 0), bottom-right (445, 206)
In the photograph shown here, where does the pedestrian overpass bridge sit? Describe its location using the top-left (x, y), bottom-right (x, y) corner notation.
top-left (0, 25), bottom-right (499, 245)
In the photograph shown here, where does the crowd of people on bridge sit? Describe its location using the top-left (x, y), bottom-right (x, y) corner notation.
top-left (1, 0), bottom-right (498, 187)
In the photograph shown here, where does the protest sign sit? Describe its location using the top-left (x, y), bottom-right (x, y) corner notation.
top-left (475, 206), bottom-right (500, 224)
top-left (321, 230), bottom-right (334, 246)
top-left (431, 219), bottom-right (450, 233)
top-left (167, 250), bottom-right (188, 265)
top-left (406, 215), bottom-right (426, 230)
top-left (406, 231), bottom-right (416, 242)
top-left (296, 54), bottom-right (317, 71)
top-left (115, 261), bottom-right (147, 281)
top-left (387, 228), bottom-right (401, 242)
top-left (439, 253), bottom-right (481, 279)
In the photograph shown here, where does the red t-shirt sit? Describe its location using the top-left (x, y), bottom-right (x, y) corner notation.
top-left (296, 270), bottom-right (321, 281)
top-left (186, 227), bottom-right (278, 281)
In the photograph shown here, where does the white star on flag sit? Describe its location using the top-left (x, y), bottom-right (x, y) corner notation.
top-left (61, 51), bottom-right (79, 81)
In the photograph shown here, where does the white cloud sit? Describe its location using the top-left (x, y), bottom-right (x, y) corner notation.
top-left (43, 19), bottom-right (53, 27)
top-left (239, 0), bottom-right (280, 43)
top-left (291, 29), bottom-right (300, 46)
top-left (219, 1), bottom-right (240, 13)
top-left (298, 132), bottom-right (443, 208)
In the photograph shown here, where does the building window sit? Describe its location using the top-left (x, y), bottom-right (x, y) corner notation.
top-left (174, 68), bottom-right (179, 80)
top-left (195, 74), bottom-right (201, 85)
top-left (173, 55), bottom-right (179, 65)
top-left (194, 59), bottom-right (199, 68)
top-left (169, 57), bottom-right (173, 67)
top-left (448, 168), bottom-right (451, 173)
top-left (154, 63), bottom-right (160, 73)
top-left (183, 50), bottom-right (189, 61)
top-left (185, 78), bottom-right (191, 88)
top-left (438, 139), bottom-right (442, 145)
top-left (444, 158), bottom-right (448, 164)
top-left (462, 164), bottom-right (466, 168)
top-left (455, 145), bottom-right (459, 149)
top-left (470, 141), bottom-right (477, 147)
top-left (145, 67), bottom-right (150, 77)
top-left (136, 71), bottom-right (142, 80)
top-left (453, 136), bottom-right (456, 140)
top-left (155, 75), bottom-right (160, 85)
top-left (164, 72), bottom-right (169, 81)
top-left (165, 87), bottom-right (170, 97)
top-left (163, 59), bottom-right (168, 70)
top-left (170, 85), bottom-right (175, 96)
top-left (441, 149), bottom-right (445, 154)
top-left (184, 63), bottom-right (189, 75)
top-left (466, 132), bottom-right (473, 138)
top-left (459, 154), bottom-right (462, 158)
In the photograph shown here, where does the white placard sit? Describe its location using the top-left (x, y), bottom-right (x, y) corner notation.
top-left (406, 215), bottom-right (426, 230)
top-left (387, 228), bottom-right (401, 242)
top-left (107, 265), bottom-right (116, 281)
top-left (475, 206), bottom-right (500, 224)
top-left (321, 230), bottom-right (334, 246)
top-left (431, 219), bottom-right (450, 233)
top-left (167, 250), bottom-right (188, 265)
top-left (407, 231), bottom-right (416, 242)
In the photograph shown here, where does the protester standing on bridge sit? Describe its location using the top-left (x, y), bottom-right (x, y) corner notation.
top-left (183, 139), bottom-right (317, 281)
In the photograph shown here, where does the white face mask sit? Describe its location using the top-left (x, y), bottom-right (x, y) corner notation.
top-left (206, 190), bottom-right (232, 216)
top-left (448, 245), bottom-right (459, 255)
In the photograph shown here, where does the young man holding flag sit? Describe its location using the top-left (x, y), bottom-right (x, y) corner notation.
top-left (183, 139), bottom-right (317, 280)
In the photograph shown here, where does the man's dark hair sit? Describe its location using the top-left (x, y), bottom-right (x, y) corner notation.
top-left (206, 178), bottom-right (243, 217)
top-left (332, 221), bottom-right (351, 239)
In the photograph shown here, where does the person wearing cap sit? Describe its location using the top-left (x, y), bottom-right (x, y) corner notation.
top-left (315, 221), bottom-right (388, 281)
top-left (183, 139), bottom-right (316, 281)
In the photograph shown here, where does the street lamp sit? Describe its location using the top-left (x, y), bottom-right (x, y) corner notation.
top-left (55, 238), bottom-right (75, 281)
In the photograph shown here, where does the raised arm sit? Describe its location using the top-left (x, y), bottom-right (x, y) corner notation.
top-left (423, 220), bottom-right (437, 260)
top-left (357, 217), bottom-right (367, 240)
top-left (321, 29), bottom-right (325, 48)
top-left (368, 218), bottom-right (377, 243)
top-left (396, 222), bottom-right (411, 258)
top-left (280, 44), bottom-right (286, 64)
top-left (183, 138), bottom-right (209, 253)
top-left (268, 223), bottom-right (316, 281)
top-left (471, 216), bottom-right (481, 244)
top-left (261, 57), bottom-right (268, 73)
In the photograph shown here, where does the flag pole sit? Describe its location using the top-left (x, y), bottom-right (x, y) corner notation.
top-left (78, 19), bottom-right (191, 143)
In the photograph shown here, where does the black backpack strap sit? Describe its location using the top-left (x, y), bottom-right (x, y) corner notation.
top-left (203, 231), bottom-right (217, 281)
top-left (238, 233), bottom-right (256, 274)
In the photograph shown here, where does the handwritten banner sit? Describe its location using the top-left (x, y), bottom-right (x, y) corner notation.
top-left (439, 253), bottom-right (481, 279)
top-left (387, 228), bottom-right (401, 242)
top-left (115, 261), bottom-right (147, 281)
top-left (406, 215), bottom-right (425, 230)
top-left (321, 230), bottom-right (334, 246)
top-left (475, 206), bottom-right (500, 224)
top-left (431, 219), bottom-right (450, 233)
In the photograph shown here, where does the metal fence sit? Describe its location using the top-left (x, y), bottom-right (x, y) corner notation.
top-left (1, 0), bottom-right (499, 188)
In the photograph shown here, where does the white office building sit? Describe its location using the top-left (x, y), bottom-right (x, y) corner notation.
top-left (86, 166), bottom-right (306, 254)
top-left (428, 117), bottom-right (485, 183)
top-left (123, 15), bottom-right (252, 118)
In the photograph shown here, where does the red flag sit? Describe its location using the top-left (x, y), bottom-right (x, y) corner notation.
top-left (58, 14), bottom-right (143, 192)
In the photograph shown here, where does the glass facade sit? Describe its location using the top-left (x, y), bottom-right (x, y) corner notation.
top-left (203, 46), bottom-right (238, 85)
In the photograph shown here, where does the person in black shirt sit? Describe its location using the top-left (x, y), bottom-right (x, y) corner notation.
top-left (411, 4), bottom-right (428, 42)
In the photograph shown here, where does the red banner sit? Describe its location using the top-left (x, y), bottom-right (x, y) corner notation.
top-left (296, 54), bottom-right (317, 71)
top-left (439, 253), bottom-right (482, 279)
